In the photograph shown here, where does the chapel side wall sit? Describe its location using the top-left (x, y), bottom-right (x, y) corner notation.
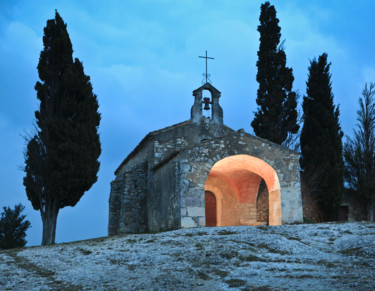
top-left (116, 162), bottom-right (149, 233)
top-left (108, 139), bottom-right (154, 235)
top-left (108, 177), bottom-right (125, 235)
top-left (177, 131), bottom-right (303, 228)
top-left (148, 160), bottom-right (180, 232)
top-left (109, 162), bottom-right (149, 235)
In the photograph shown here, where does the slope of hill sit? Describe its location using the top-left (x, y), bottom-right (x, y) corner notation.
top-left (1, 222), bottom-right (374, 290)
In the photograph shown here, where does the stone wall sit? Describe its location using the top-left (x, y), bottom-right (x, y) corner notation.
top-left (179, 158), bottom-right (211, 228)
top-left (177, 130), bottom-right (303, 228)
top-left (257, 180), bottom-right (269, 223)
top-left (108, 177), bottom-right (124, 235)
top-left (108, 163), bottom-right (148, 234)
top-left (301, 180), bottom-right (324, 222)
top-left (148, 159), bottom-right (180, 232)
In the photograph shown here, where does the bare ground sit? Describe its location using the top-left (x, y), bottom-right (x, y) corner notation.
top-left (1, 222), bottom-right (374, 290)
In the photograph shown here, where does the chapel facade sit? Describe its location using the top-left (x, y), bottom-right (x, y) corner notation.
top-left (108, 82), bottom-right (303, 235)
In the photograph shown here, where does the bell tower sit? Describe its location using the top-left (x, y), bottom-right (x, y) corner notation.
top-left (191, 82), bottom-right (223, 125)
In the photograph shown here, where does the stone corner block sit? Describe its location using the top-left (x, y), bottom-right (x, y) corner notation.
top-left (198, 217), bottom-right (206, 227)
top-left (181, 217), bottom-right (198, 228)
top-left (187, 206), bottom-right (205, 217)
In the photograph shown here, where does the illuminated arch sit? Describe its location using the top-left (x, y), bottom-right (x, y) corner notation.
top-left (204, 154), bottom-right (281, 226)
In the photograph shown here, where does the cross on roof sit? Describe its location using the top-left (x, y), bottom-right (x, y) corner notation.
top-left (199, 50), bottom-right (214, 84)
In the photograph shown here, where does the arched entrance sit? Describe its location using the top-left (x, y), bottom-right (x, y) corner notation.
top-left (204, 154), bottom-right (281, 226)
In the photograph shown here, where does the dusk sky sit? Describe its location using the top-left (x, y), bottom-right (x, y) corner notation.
top-left (1, 0), bottom-right (375, 246)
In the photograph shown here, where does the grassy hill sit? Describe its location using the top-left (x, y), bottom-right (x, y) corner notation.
top-left (1, 222), bottom-right (375, 290)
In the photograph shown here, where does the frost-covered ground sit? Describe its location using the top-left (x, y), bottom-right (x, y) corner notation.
top-left (1, 222), bottom-right (374, 290)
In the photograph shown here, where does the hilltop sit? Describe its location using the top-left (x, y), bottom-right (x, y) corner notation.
top-left (1, 222), bottom-right (374, 290)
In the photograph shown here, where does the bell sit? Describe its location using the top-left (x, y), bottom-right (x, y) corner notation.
top-left (203, 97), bottom-right (211, 110)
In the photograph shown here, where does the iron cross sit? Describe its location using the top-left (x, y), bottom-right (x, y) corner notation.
top-left (199, 50), bottom-right (215, 84)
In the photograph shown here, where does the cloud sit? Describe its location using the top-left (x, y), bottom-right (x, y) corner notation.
top-left (0, 21), bottom-right (41, 64)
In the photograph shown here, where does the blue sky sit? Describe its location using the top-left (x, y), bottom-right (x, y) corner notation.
top-left (1, 0), bottom-right (374, 246)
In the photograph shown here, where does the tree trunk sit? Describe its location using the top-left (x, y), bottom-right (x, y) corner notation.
top-left (41, 201), bottom-right (59, 245)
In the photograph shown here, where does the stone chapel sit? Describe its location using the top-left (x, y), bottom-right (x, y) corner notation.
top-left (108, 82), bottom-right (303, 235)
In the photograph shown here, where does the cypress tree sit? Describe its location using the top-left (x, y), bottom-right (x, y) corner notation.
top-left (23, 11), bottom-right (101, 245)
top-left (344, 83), bottom-right (375, 221)
top-left (251, 1), bottom-right (299, 145)
top-left (300, 53), bottom-right (343, 221)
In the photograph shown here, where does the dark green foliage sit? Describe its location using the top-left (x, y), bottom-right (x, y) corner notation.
top-left (300, 53), bottom-right (343, 221)
top-left (344, 83), bottom-right (375, 221)
top-left (0, 204), bottom-right (31, 249)
top-left (23, 11), bottom-right (101, 245)
top-left (251, 1), bottom-right (299, 145)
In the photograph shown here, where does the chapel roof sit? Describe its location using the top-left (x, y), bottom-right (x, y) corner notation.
top-left (114, 120), bottom-right (191, 175)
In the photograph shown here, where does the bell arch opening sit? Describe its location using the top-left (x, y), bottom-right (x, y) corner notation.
top-left (204, 154), bottom-right (281, 226)
top-left (202, 89), bottom-right (212, 119)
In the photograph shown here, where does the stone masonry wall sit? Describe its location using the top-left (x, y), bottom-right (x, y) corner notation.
top-left (148, 160), bottom-right (180, 232)
top-left (153, 138), bottom-right (188, 166)
top-left (112, 163), bottom-right (148, 234)
top-left (257, 180), bottom-right (269, 223)
top-left (108, 177), bottom-right (124, 235)
top-left (109, 121), bottom-right (234, 235)
top-left (177, 130), bottom-right (303, 228)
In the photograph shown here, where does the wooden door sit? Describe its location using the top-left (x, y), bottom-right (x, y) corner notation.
top-left (205, 191), bottom-right (217, 226)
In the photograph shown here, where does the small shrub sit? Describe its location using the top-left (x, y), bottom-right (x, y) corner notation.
top-left (220, 250), bottom-right (239, 259)
top-left (286, 236), bottom-right (301, 242)
top-left (326, 262), bottom-right (335, 268)
top-left (295, 274), bottom-right (314, 279)
top-left (239, 254), bottom-right (262, 262)
top-left (197, 271), bottom-right (210, 280)
top-left (195, 243), bottom-right (204, 249)
top-left (127, 264), bottom-right (137, 271)
top-left (212, 269), bottom-right (229, 278)
top-left (225, 278), bottom-right (246, 287)
top-left (303, 216), bottom-right (315, 224)
top-left (257, 243), bottom-right (289, 255)
top-left (77, 248), bottom-right (92, 255)
top-left (0, 204), bottom-right (31, 249)
top-left (339, 247), bottom-right (361, 255)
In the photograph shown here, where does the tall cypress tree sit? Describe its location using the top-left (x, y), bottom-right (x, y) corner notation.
top-left (344, 83), bottom-right (375, 221)
top-left (251, 1), bottom-right (299, 145)
top-left (300, 53), bottom-right (343, 221)
top-left (23, 11), bottom-right (101, 245)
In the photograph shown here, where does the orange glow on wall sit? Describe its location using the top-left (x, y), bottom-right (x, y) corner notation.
top-left (204, 154), bottom-right (281, 226)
